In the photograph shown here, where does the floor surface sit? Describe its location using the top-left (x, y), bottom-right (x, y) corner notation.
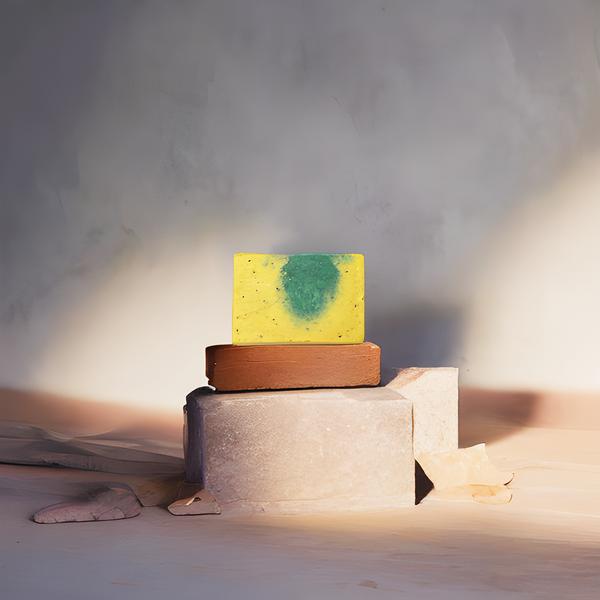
top-left (1, 390), bottom-right (600, 599)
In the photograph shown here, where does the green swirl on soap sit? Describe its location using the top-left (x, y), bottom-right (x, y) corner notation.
top-left (280, 254), bottom-right (340, 320)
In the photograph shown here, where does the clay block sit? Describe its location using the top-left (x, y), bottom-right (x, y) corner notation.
top-left (232, 253), bottom-right (364, 344)
top-left (206, 343), bottom-right (380, 392)
top-left (184, 387), bottom-right (414, 514)
top-left (385, 367), bottom-right (458, 458)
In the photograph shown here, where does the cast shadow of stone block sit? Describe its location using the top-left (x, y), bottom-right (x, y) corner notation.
top-left (415, 461), bottom-right (434, 504)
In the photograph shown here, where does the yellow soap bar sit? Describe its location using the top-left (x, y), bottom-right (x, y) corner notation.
top-left (233, 253), bottom-right (364, 344)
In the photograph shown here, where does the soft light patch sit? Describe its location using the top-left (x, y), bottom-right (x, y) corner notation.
top-left (233, 253), bottom-right (364, 344)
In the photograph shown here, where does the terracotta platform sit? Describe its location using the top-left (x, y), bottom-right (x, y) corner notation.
top-left (205, 342), bottom-right (380, 392)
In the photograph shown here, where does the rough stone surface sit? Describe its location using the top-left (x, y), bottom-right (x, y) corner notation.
top-left (206, 342), bottom-right (380, 391)
top-left (32, 485), bottom-right (141, 523)
top-left (385, 367), bottom-right (458, 458)
top-left (185, 387), bottom-right (414, 514)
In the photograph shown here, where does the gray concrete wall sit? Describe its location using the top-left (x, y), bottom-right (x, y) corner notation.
top-left (2, 0), bottom-right (600, 412)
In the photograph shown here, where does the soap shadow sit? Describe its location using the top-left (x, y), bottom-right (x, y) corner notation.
top-left (367, 305), bottom-right (463, 371)
top-left (368, 306), bottom-right (544, 453)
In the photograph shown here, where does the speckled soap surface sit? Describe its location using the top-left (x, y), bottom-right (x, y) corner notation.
top-left (189, 387), bottom-right (414, 514)
top-left (232, 253), bottom-right (364, 344)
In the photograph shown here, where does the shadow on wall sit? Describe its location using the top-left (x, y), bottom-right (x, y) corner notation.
top-left (2, 0), bottom-right (600, 418)
top-left (460, 387), bottom-right (600, 447)
top-left (0, 387), bottom-right (182, 442)
top-left (0, 0), bottom-right (142, 389)
top-left (0, 387), bottom-right (184, 479)
top-left (368, 305), bottom-right (463, 370)
top-left (459, 388), bottom-right (539, 447)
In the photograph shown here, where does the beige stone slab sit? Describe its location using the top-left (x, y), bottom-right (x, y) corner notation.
top-left (186, 387), bottom-right (414, 514)
top-left (384, 367), bottom-right (458, 458)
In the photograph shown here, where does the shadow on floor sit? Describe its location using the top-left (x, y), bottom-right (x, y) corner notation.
top-left (415, 461), bottom-right (433, 504)
top-left (459, 387), bottom-right (539, 447)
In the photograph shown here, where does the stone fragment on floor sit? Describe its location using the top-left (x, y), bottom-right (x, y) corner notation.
top-left (167, 483), bottom-right (221, 515)
top-left (417, 444), bottom-right (514, 504)
top-left (32, 484), bottom-right (141, 523)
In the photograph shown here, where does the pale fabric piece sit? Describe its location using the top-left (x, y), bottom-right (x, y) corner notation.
top-left (385, 367), bottom-right (458, 457)
top-left (32, 485), bottom-right (141, 523)
top-left (187, 387), bottom-right (414, 514)
top-left (418, 444), bottom-right (514, 505)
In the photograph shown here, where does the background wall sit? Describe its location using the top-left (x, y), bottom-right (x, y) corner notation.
top-left (2, 0), bottom-right (600, 415)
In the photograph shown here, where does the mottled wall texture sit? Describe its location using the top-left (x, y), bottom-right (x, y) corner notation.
top-left (2, 0), bottom-right (600, 413)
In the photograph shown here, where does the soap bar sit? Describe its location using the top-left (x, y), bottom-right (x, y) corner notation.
top-left (232, 253), bottom-right (364, 344)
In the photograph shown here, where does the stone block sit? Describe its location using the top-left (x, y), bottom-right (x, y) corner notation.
top-left (184, 387), bottom-right (413, 514)
top-left (384, 367), bottom-right (458, 458)
top-left (232, 252), bottom-right (364, 344)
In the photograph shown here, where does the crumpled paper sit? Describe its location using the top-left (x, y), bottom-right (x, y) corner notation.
top-left (417, 443), bottom-right (514, 504)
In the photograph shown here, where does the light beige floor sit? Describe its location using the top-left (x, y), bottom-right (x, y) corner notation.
top-left (1, 389), bottom-right (600, 599)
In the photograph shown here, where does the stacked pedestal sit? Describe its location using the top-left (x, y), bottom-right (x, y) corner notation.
top-left (186, 253), bottom-right (458, 514)
top-left (185, 368), bottom-right (458, 515)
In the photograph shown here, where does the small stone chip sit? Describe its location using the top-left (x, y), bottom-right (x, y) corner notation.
top-left (167, 485), bottom-right (221, 516)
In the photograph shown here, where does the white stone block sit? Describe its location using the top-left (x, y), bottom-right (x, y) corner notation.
top-left (385, 367), bottom-right (458, 458)
top-left (185, 387), bottom-right (414, 514)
